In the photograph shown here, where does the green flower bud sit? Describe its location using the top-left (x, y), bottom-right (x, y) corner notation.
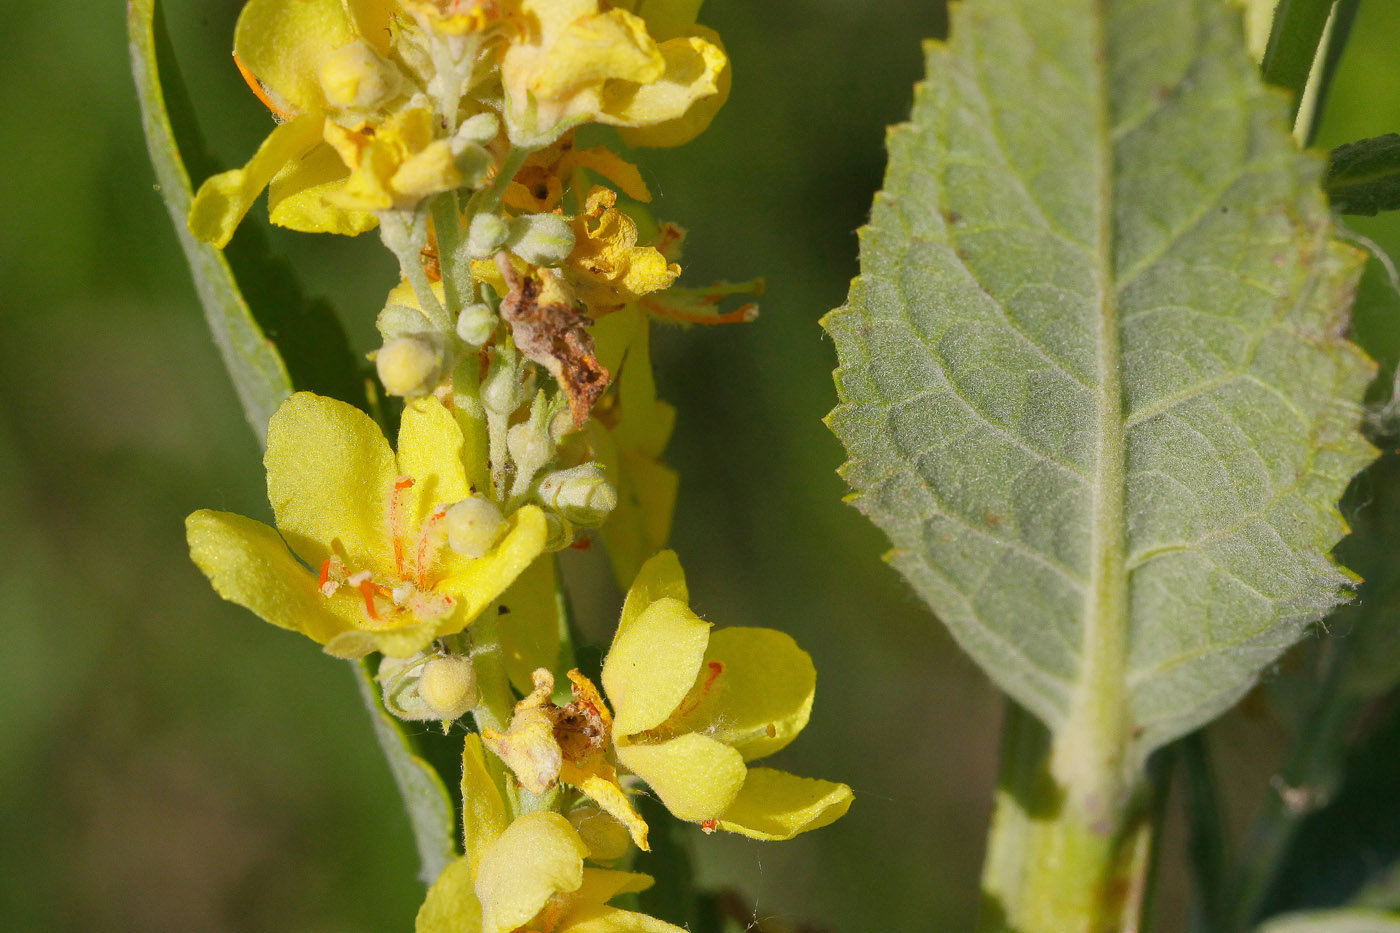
top-left (456, 302), bottom-right (496, 346)
top-left (508, 418), bottom-right (555, 489)
top-left (467, 213), bottom-right (510, 260)
top-left (445, 495), bottom-right (506, 558)
top-left (481, 347), bottom-right (523, 415)
top-left (320, 40), bottom-right (401, 111)
top-left (375, 336), bottom-right (446, 397)
top-left (537, 463), bottom-right (617, 527)
top-left (418, 656), bottom-right (478, 720)
top-left (454, 112), bottom-right (500, 149)
top-left (506, 213), bottom-right (575, 267)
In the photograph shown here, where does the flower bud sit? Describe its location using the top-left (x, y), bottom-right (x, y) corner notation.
top-left (568, 801), bottom-right (632, 862)
top-left (320, 40), bottom-right (400, 111)
top-left (453, 112), bottom-right (500, 150)
top-left (481, 348), bottom-right (523, 415)
top-left (445, 495), bottom-right (506, 558)
top-left (456, 302), bottom-right (496, 346)
top-left (537, 463), bottom-right (617, 527)
top-left (508, 419), bottom-right (555, 488)
top-left (418, 655), bottom-right (478, 720)
top-left (467, 213), bottom-right (510, 260)
top-left (375, 336), bottom-right (446, 397)
top-left (506, 213), bottom-right (575, 267)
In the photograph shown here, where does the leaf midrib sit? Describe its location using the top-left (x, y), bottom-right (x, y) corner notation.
top-left (1054, 0), bottom-right (1130, 804)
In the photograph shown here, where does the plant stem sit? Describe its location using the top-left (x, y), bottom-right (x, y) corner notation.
top-left (1226, 660), bottom-right (1356, 930)
top-left (979, 703), bottom-right (1160, 933)
top-left (1178, 731), bottom-right (1231, 933)
top-left (1261, 0), bottom-right (1337, 120)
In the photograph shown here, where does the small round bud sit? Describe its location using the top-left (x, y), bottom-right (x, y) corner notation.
top-left (320, 41), bottom-right (400, 111)
top-left (508, 420), bottom-right (555, 486)
top-left (445, 496), bottom-right (506, 558)
top-left (481, 350), bottom-right (522, 415)
top-left (418, 656), bottom-right (478, 720)
top-left (456, 303), bottom-right (496, 346)
top-left (454, 112), bottom-right (500, 149)
top-left (506, 213), bottom-right (575, 267)
top-left (375, 336), bottom-right (445, 397)
top-left (467, 213), bottom-right (510, 260)
top-left (537, 463), bottom-right (617, 527)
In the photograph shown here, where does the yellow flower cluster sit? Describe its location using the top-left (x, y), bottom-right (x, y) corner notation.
top-left (183, 1), bottom-right (842, 928)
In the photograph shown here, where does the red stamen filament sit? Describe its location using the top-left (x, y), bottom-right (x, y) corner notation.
top-left (390, 476), bottom-right (415, 577)
top-left (676, 661), bottom-right (725, 719)
top-left (319, 558), bottom-right (333, 590)
top-left (415, 507), bottom-right (449, 588)
top-left (640, 298), bottom-right (758, 325)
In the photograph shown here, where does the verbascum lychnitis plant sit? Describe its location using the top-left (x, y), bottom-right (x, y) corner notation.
top-left (130, 0), bottom-right (847, 929)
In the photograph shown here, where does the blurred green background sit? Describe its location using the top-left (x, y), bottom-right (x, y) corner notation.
top-left (3, 2), bottom-right (1399, 930)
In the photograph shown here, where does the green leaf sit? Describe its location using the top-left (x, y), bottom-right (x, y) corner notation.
top-left (1326, 135), bottom-right (1400, 217)
top-left (130, 0), bottom-right (369, 419)
top-left (1260, 0), bottom-right (1334, 120)
top-left (1258, 909), bottom-right (1400, 933)
top-left (822, 0), bottom-right (1376, 783)
top-left (352, 659), bottom-right (458, 885)
top-left (127, 0), bottom-right (291, 442)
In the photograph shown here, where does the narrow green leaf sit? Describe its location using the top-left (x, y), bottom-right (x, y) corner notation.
top-left (352, 659), bottom-right (458, 885)
top-left (127, 0), bottom-right (291, 441)
top-left (822, 0), bottom-right (1376, 786)
top-left (1258, 908), bottom-right (1400, 933)
top-left (1261, 0), bottom-right (1335, 118)
top-left (1326, 135), bottom-right (1400, 217)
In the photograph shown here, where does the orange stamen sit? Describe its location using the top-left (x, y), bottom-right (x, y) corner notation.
top-left (233, 52), bottom-right (296, 122)
top-left (415, 507), bottom-right (449, 588)
top-left (675, 661), bottom-right (725, 719)
top-left (390, 476), bottom-right (415, 576)
top-left (358, 579), bottom-right (381, 621)
top-left (319, 558), bottom-right (333, 590)
top-left (700, 819), bottom-right (718, 833)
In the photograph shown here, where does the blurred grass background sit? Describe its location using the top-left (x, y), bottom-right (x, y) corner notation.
top-left (2, 1), bottom-right (1398, 930)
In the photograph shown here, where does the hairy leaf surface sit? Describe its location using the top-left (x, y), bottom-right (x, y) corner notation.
top-left (823, 0), bottom-right (1376, 767)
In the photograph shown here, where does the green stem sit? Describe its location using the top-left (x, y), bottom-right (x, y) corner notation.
top-left (979, 703), bottom-right (1160, 933)
top-left (1300, 0), bottom-right (1361, 146)
top-left (468, 608), bottom-right (516, 736)
top-left (1226, 662), bottom-right (1357, 931)
top-left (382, 210), bottom-right (452, 334)
top-left (1261, 0), bottom-right (1337, 120)
top-left (1178, 731), bottom-right (1231, 933)
top-left (431, 191), bottom-right (467, 322)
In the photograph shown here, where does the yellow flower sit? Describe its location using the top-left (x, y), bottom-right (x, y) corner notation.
top-left (186, 392), bottom-right (548, 658)
top-left (417, 744), bottom-right (683, 933)
top-left (588, 307), bottom-right (677, 589)
top-left (188, 0), bottom-right (406, 246)
top-left (485, 552), bottom-right (853, 845)
top-left (499, 0), bottom-right (728, 147)
top-left (568, 187), bottom-right (679, 311)
top-left (503, 134), bottom-right (653, 214)
top-left (323, 107), bottom-right (464, 212)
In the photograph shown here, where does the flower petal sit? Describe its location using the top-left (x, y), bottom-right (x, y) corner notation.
top-left (572, 869), bottom-right (653, 910)
top-left (615, 732), bottom-right (745, 821)
top-left (608, 31), bottom-right (728, 147)
top-left (397, 396), bottom-right (473, 531)
top-left (716, 768), bottom-right (853, 841)
top-left (495, 557), bottom-right (561, 695)
top-left (264, 392), bottom-right (395, 574)
top-left (671, 627), bottom-right (815, 762)
top-left (234, 0), bottom-right (357, 113)
top-left (562, 906), bottom-right (687, 933)
top-left (186, 510), bottom-right (357, 645)
top-left (475, 812), bottom-right (587, 933)
top-left (462, 735), bottom-right (509, 872)
top-left (560, 760), bottom-right (650, 852)
top-left (615, 549), bottom-right (688, 638)
top-left (416, 856), bottom-right (483, 933)
top-left (268, 143), bottom-right (379, 236)
top-left (532, 10), bottom-right (665, 102)
top-left (603, 596), bottom-right (709, 735)
top-left (188, 113), bottom-right (324, 248)
top-left (435, 506), bottom-right (550, 636)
